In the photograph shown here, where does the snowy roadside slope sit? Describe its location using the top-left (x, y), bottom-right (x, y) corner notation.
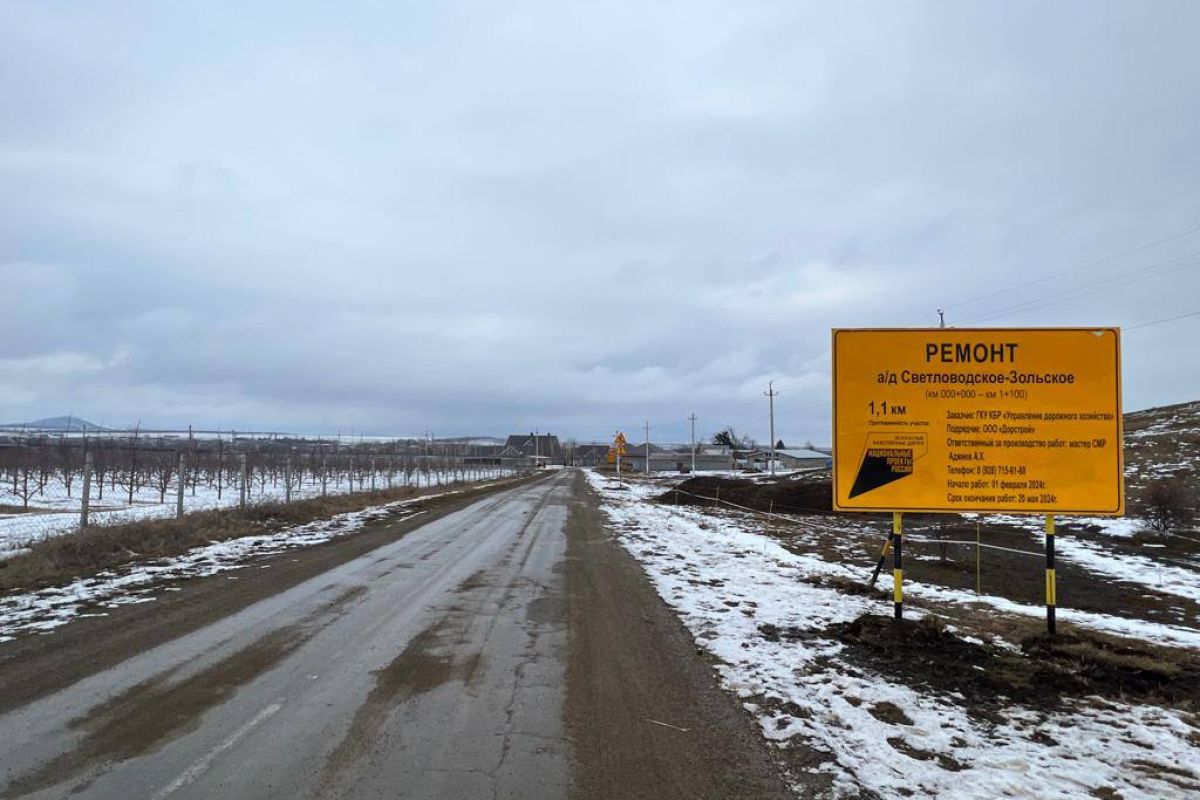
top-left (1124, 399), bottom-right (1200, 494)
top-left (0, 491), bottom-right (456, 642)
top-left (587, 473), bottom-right (1200, 800)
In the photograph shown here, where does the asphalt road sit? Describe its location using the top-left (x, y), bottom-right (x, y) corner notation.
top-left (0, 470), bottom-right (796, 800)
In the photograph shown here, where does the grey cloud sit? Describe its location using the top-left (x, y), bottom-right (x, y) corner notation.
top-left (4, 1), bottom-right (1200, 441)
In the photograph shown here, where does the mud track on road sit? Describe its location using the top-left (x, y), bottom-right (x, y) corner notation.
top-left (565, 470), bottom-right (813, 799)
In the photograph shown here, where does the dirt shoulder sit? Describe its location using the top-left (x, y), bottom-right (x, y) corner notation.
top-left (564, 469), bottom-right (805, 800)
top-left (0, 473), bottom-right (547, 716)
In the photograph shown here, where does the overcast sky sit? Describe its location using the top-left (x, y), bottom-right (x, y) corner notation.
top-left (5, 1), bottom-right (1200, 443)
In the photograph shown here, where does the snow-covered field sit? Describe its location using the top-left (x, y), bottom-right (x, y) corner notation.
top-left (0, 468), bottom-right (507, 552)
top-left (587, 472), bottom-right (1200, 799)
top-left (0, 487), bottom-right (475, 642)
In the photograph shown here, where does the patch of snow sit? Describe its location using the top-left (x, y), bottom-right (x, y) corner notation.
top-left (0, 489), bottom-right (465, 643)
top-left (0, 468), bottom-right (507, 552)
top-left (586, 471), bottom-right (1200, 799)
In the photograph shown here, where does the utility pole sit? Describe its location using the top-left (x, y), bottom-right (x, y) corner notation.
top-left (688, 413), bottom-right (697, 474)
top-left (765, 381), bottom-right (779, 477)
top-left (643, 421), bottom-right (651, 476)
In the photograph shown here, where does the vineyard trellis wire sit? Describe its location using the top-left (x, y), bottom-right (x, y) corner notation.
top-left (0, 433), bottom-right (526, 552)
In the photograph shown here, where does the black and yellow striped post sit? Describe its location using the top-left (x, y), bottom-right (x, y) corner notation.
top-left (892, 512), bottom-right (904, 621)
top-left (1045, 514), bottom-right (1057, 635)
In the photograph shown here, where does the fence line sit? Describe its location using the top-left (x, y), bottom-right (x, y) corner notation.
top-left (662, 486), bottom-right (1045, 559)
top-left (1, 438), bottom-right (529, 551)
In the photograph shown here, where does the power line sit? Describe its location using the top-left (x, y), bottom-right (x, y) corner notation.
top-left (933, 222), bottom-right (1200, 316)
top-left (1126, 309), bottom-right (1200, 331)
top-left (738, 228), bottom-right (1200, 429)
top-left (776, 396), bottom-right (832, 418)
top-left (959, 250), bottom-right (1200, 325)
top-left (771, 373), bottom-right (824, 394)
top-left (772, 307), bottom-right (1200, 423)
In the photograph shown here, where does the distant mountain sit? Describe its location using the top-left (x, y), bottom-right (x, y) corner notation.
top-left (0, 416), bottom-right (109, 433)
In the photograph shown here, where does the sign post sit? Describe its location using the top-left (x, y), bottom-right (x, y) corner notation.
top-left (892, 511), bottom-right (903, 620)
top-left (832, 328), bottom-right (1123, 633)
top-left (1045, 514), bottom-right (1056, 635)
top-left (611, 432), bottom-right (628, 484)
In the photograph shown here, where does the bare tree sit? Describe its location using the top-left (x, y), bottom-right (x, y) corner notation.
top-left (114, 425), bottom-right (144, 505)
top-left (57, 439), bottom-right (78, 499)
top-left (152, 451), bottom-right (176, 503)
top-left (11, 448), bottom-right (37, 509)
top-left (713, 427), bottom-right (757, 450)
top-left (1144, 477), bottom-right (1195, 534)
top-left (93, 446), bottom-right (108, 501)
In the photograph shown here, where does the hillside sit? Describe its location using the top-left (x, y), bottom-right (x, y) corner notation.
top-left (1124, 399), bottom-right (1200, 512)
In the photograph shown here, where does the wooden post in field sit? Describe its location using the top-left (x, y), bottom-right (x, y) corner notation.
top-left (176, 452), bottom-right (186, 518)
top-left (239, 454), bottom-right (248, 509)
top-left (321, 457), bottom-right (328, 496)
top-left (81, 452), bottom-right (93, 529)
top-left (370, 458), bottom-right (376, 493)
top-left (285, 456), bottom-right (293, 504)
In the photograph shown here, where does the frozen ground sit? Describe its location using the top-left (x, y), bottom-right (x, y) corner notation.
top-left (587, 472), bottom-right (1200, 799)
top-left (987, 513), bottom-right (1200, 607)
top-left (0, 488), bottom-right (473, 642)
top-left (0, 468), bottom-right (506, 552)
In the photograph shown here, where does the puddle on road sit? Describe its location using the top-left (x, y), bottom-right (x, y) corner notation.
top-left (1, 584), bottom-right (371, 799)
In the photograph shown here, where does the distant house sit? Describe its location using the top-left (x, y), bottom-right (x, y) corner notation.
top-left (621, 443), bottom-right (735, 473)
top-left (573, 444), bottom-right (611, 467)
top-left (503, 433), bottom-right (564, 465)
top-left (748, 448), bottom-right (832, 471)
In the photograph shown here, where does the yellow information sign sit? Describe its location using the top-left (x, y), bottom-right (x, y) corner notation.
top-left (832, 328), bottom-right (1123, 514)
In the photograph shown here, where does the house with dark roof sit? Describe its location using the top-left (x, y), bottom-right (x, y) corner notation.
top-left (573, 444), bottom-right (612, 466)
top-left (503, 433), bottom-right (564, 465)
